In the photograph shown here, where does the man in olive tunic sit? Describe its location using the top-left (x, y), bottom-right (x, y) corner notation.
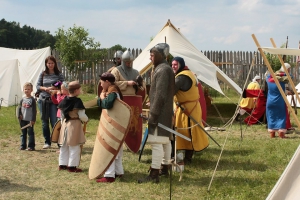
top-left (138, 43), bottom-right (175, 183)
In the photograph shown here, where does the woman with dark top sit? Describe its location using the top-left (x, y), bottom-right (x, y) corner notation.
top-left (36, 55), bottom-right (64, 149)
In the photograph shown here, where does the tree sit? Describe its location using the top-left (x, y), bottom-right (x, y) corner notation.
top-left (55, 24), bottom-right (106, 91)
top-left (0, 18), bottom-right (56, 49)
top-left (55, 25), bottom-right (105, 69)
top-left (109, 44), bottom-right (127, 52)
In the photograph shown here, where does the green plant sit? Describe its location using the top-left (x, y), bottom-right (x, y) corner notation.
top-left (55, 25), bottom-right (106, 81)
top-left (81, 84), bottom-right (95, 94)
top-left (265, 43), bottom-right (293, 71)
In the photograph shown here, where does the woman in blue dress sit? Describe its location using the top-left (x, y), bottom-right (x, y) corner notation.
top-left (266, 63), bottom-right (291, 138)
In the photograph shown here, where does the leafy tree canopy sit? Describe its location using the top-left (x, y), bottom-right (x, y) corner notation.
top-left (109, 44), bottom-right (127, 52)
top-left (265, 42), bottom-right (292, 71)
top-left (0, 18), bottom-right (55, 49)
top-left (55, 24), bottom-right (106, 72)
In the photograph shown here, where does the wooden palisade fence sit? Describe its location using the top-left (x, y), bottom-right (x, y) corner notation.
top-left (51, 49), bottom-right (300, 93)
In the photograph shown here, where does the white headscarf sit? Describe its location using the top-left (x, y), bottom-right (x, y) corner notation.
top-left (279, 63), bottom-right (291, 72)
top-left (252, 75), bottom-right (261, 82)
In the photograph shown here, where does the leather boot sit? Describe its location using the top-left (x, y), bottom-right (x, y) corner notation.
top-left (270, 132), bottom-right (275, 138)
top-left (68, 166), bottom-right (82, 173)
top-left (279, 132), bottom-right (286, 139)
top-left (58, 165), bottom-right (68, 171)
top-left (138, 167), bottom-right (159, 184)
top-left (184, 150), bottom-right (194, 164)
top-left (159, 164), bottom-right (170, 177)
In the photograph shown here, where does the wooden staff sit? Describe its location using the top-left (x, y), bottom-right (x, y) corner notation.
top-left (21, 122), bottom-right (32, 130)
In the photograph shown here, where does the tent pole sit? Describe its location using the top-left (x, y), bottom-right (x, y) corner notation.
top-left (251, 34), bottom-right (300, 130)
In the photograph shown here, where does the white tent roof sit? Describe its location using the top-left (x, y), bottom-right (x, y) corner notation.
top-left (0, 59), bottom-right (22, 107)
top-left (133, 20), bottom-right (242, 95)
top-left (261, 47), bottom-right (300, 56)
top-left (0, 47), bottom-right (51, 92)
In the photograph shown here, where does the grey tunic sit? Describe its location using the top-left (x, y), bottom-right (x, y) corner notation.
top-left (148, 61), bottom-right (175, 137)
top-left (36, 72), bottom-right (64, 99)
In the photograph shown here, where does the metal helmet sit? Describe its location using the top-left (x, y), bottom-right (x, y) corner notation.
top-left (114, 50), bottom-right (123, 59)
top-left (122, 50), bottom-right (134, 62)
top-left (150, 43), bottom-right (169, 59)
top-left (113, 50), bottom-right (123, 65)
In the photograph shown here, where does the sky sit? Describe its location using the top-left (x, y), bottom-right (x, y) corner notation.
top-left (1, 0), bottom-right (300, 51)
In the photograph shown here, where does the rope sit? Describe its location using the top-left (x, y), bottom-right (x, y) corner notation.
top-left (212, 103), bottom-right (225, 123)
top-left (0, 98), bottom-right (10, 106)
top-left (221, 53), bottom-right (258, 129)
top-left (208, 53), bottom-right (259, 191)
top-left (207, 133), bottom-right (226, 191)
top-left (164, 158), bottom-right (183, 182)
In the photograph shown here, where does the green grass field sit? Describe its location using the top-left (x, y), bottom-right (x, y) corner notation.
top-left (1, 90), bottom-right (300, 200)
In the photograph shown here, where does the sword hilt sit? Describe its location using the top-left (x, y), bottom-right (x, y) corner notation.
top-left (176, 102), bottom-right (186, 112)
top-left (176, 102), bottom-right (192, 117)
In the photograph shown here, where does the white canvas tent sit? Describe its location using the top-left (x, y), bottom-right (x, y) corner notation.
top-left (287, 82), bottom-right (300, 107)
top-left (0, 47), bottom-right (51, 107)
top-left (0, 59), bottom-right (22, 107)
top-left (133, 20), bottom-right (242, 95)
top-left (266, 145), bottom-right (300, 200)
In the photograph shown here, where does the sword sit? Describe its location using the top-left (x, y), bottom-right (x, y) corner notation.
top-left (140, 114), bottom-right (191, 141)
top-left (138, 126), bottom-right (148, 162)
top-left (176, 102), bottom-right (221, 147)
top-left (158, 123), bottom-right (191, 141)
top-left (21, 122), bottom-right (32, 130)
top-left (138, 114), bottom-right (191, 162)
